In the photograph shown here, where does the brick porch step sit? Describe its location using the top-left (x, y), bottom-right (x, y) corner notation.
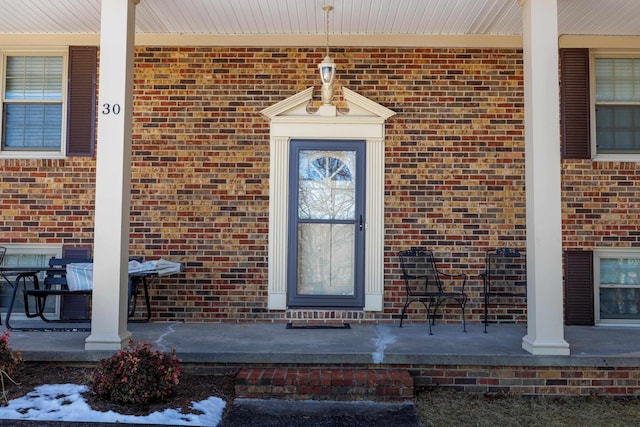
top-left (235, 368), bottom-right (414, 402)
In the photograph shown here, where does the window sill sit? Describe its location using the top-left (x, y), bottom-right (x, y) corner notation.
top-left (595, 320), bottom-right (640, 327)
top-left (592, 153), bottom-right (640, 162)
top-left (0, 152), bottom-right (66, 160)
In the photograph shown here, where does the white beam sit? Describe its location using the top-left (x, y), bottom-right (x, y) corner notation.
top-left (0, 33), bottom-right (522, 48)
top-left (3, 32), bottom-right (640, 51)
top-left (85, 0), bottom-right (139, 351)
top-left (520, 0), bottom-right (570, 355)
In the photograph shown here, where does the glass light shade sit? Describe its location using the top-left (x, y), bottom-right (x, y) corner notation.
top-left (319, 55), bottom-right (336, 85)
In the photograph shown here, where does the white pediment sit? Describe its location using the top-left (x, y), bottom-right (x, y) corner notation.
top-left (260, 86), bottom-right (395, 121)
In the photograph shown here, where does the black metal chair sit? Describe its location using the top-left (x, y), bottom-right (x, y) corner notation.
top-left (398, 247), bottom-right (468, 334)
top-left (481, 248), bottom-right (526, 333)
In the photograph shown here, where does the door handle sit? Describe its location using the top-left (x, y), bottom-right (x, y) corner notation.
top-left (359, 215), bottom-right (364, 231)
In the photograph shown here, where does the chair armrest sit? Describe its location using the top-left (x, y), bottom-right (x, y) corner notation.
top-left (437, 271), bottom-right (467, 293)
top-left (439, 271), bottom-right (466, 279)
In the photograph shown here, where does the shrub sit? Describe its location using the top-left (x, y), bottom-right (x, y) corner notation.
top-left (0, 331), bottom-right (23, 376)
top-left (0, 330), bottom-right (23, 403)
top-left (88, 340), bottom-right (181, 406)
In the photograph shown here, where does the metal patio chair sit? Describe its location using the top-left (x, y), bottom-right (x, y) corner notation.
top-left (481, 248), bottom-right (527, 333)
top-left (398, 247), bottom-right (468, 334)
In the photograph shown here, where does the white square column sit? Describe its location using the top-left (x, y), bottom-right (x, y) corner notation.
top-left (520, 0), bottom-right (570, 355)
top-left (85, 0), bottom-right (139, 350)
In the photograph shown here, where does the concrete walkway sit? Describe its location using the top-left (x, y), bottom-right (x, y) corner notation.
top-left (4, 321), bottom-right (640, 427)
top-left (5, 321), bottom-right (640, 367)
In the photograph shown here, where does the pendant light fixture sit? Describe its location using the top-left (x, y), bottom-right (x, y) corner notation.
top-left (318, 5), bottom-right (336, 105)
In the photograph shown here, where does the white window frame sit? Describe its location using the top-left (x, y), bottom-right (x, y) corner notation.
top-left (0, 48), bottom-right (68, 159)
top-left (590, 50), bottom-right (640, 162)
top-left (0, 243), bottom-right (62, 319)
top-left (594, 248), bottom-right (640, 326)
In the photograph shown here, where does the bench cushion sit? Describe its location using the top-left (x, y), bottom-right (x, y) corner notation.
top-left (65, 263), bottom-right (94, 291)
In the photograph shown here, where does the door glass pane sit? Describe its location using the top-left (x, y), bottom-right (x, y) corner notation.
top-left (297, 223), bottom-right (354, 296)
top-left (298, 150), bottom-right (355, 220)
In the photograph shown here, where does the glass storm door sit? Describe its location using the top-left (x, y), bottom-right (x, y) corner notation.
top-left (288, 140), bottom-right (365, 308)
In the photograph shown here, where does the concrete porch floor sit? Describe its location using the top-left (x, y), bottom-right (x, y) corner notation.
top-left (4, 321), bottom-right (640, 368)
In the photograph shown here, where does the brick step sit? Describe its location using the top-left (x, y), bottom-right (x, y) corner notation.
top-left (235, 368), bottom-right (414, 402)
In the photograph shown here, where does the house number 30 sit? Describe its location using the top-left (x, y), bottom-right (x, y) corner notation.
top-left (101, 103), bottom-right (121, 115)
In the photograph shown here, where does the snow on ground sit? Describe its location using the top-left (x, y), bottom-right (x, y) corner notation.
top-left (0, 383), bottom-right (225, 426)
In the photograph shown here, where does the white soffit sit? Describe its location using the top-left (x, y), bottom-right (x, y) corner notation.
top-left (0, 0), bottom-right (638, 37)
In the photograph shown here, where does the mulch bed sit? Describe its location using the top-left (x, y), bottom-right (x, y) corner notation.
top-left (0, 363), bottom-right (237, 417)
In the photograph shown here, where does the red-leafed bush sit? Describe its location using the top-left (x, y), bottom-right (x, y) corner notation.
top-left (0, 331), bottom-right (23, 376)
top-left (0, 330), bottom-right (23, 403)
top-left (89, 340), bottom-right (181, 406)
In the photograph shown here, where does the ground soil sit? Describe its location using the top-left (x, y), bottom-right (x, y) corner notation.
top-left (4, 363), bottom-right (640, 426)
top-left (0, 363), bottom-right (237, 417)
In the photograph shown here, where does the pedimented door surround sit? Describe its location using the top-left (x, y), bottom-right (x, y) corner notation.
top-left (261, 87), bottom-right (395, 313)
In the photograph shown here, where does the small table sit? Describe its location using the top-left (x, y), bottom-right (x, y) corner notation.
top-left (0, 266), bottom-right (45, 288)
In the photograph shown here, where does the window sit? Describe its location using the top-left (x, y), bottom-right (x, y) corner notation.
top-left (594, 249), bottom-right (640, 325)
top-left (592, 54), bottom-right (640, 159)
top-left (1, 52), bottom-right (67, 156)
top-left (0, 244), bottom-right (62, 318)
top-left (0, 46), bottom-right (96, 158)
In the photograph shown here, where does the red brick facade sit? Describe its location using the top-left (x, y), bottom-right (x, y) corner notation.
top-left (1, 47), bottom-right (638, 324)
top-left (415, 364), bottom-right (640, 396)
top-left (232, 364), bottom-right (640, 398)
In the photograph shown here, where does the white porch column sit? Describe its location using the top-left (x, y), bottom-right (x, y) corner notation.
top-left (520, 0), bottom-right (570, 355)
top-left (85, 0), bottom-right (139, 350)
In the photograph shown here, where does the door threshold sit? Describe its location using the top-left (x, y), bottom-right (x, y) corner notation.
top-left (286, 322), bottom-right (351, 330)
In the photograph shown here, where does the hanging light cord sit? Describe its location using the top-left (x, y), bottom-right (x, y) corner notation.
top-left (323, 5), bottom-right (333, 57)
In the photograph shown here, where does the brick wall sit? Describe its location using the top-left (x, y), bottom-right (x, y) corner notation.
top-left (562, 160), bottom-right (640, 248)
top-left (200, 362), bottom-right (640, 397)
top-left (413, 364), bottom-right (640, 396)
top-left (2, 47), bottom-right (639, 323)
top-left (0, 158), bottom-right (96, 243)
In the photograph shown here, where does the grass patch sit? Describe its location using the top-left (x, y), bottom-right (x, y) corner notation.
top-left (416, 388), bottom-right (640, 427)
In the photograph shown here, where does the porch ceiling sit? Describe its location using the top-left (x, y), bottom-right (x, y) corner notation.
top-left (0, 0), bottom-right (638, 37)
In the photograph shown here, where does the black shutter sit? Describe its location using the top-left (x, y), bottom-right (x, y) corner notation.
top-left (66, 46), bottom-right (97, 157)
top-left (61, 246), bottom-right (92, 259)
top-left (560, 48), bottom-right (590, 160)
top-left (564, 250), bottom-right (594, 325)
